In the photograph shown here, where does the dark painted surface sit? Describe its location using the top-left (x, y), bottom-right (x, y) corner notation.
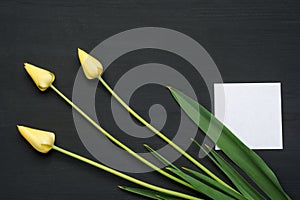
top-left (0, 1), bottom-right (299, 199)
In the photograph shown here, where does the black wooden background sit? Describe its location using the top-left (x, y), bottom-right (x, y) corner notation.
top-left (1, 1), bottom-right (299, 199)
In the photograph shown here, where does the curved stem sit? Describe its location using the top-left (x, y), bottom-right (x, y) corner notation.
top-left (50, 84), bottom-right (194, 190)
top-left (52, 145), bottom-right (201, 200)
top-left (98, 76), bottom-right (235, 192)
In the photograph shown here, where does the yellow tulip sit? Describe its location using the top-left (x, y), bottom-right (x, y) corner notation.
top-left (78, 50), bottom-right (232, 190)
top-left (17, 125), bottom-right (200, 199)
top-left (17, 125), bottom-right (55, 153)
top-left (77, 48), bottom-right (103, 79)
top-left (22, 61), bottom-right (194, 190)
top-left (24, 63), bottom-right (55, 91)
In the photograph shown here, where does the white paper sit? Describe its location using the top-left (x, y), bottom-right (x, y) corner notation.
top-left (214, 83), bottom-right (283, 150)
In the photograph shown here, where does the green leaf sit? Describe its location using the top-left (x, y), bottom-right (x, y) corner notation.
top-left (167, 168), bottom-right (238, 200)
top-left (182, 167), bottom-right (247, 200)
top-left (144, 144), bottom-right (245, 199)
top-left (119, 186), bottom-right (183, 200)
top-left (168, 87), bottom-right (291, 200)
top-left (144, 145), bottom-right (240, 199)
top-left (192, 140), bottom-right (265, 200)
top-left (144, 144), bottom-right (179, 170)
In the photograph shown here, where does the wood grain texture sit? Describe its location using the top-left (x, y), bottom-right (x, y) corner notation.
top-left (0, 0), bottom-right (299, 199)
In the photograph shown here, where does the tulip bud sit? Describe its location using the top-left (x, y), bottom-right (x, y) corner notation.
top-left (77, 48), bottom-right (103, 79)
top-left (24, 63), bottom-right (55, 91)
top-left (17, 125), bottom-right (55, 153)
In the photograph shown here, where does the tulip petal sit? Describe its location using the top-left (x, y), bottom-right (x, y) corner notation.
top-left (24, 63), bottom-right (55, 91)
top-left (17, 125), bottom-right (55, 153)
top-left (78, 48), bottom-right (103, 79)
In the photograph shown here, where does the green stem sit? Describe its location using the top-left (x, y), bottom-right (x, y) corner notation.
top-left (49, 84), bottom-right (193, 190)
top-left (52, 145), bottom-right (201, 200)
top-left (98, 76), bottom-right (235, 191)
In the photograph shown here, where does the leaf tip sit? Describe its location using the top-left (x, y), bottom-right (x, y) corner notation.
top-left (143, 143), bottom-right (149, 148)
top-left (143, 144), bottom-right (153, 152)
top-left (181, 167), bottom-right (188, 170)
top-left (165, 167), bottom-right (172, 171)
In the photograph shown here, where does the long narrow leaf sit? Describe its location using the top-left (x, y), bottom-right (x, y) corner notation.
top-left (169, 87), bottom-right (290, 200)
top-left (192, 139), bottom-right (265, 200)
top-left (119, 186), bottom-right (182, 200)
top-left (144, 144), bottom-right (179, 170)
top-left (182, 167), bottom-right (247, 200)
top-left (167, 168), bottom-right (238, 200)
top-left (145, 144), bottom-right (241, 199)
top-left (119, 186), bottom-right (161, 200)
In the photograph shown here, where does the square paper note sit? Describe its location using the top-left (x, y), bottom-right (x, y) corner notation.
top-left (214, 83), bottom-right (283, 149)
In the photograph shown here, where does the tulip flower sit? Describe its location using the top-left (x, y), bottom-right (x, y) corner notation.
top-left (18, 125), bottom-right (55, 153)
top-left (21, 50), bottom-right (290, 199)
top-left (23, 63), bottom-right (193, 190)
top-left (78, 48), bottom-right (103, 79)
top-left (24, 63), bottom-right (55, 91)
top-left (17, 125), bottom-right (200, 200)
top-left (77, 48), bottom-right (233, 190)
